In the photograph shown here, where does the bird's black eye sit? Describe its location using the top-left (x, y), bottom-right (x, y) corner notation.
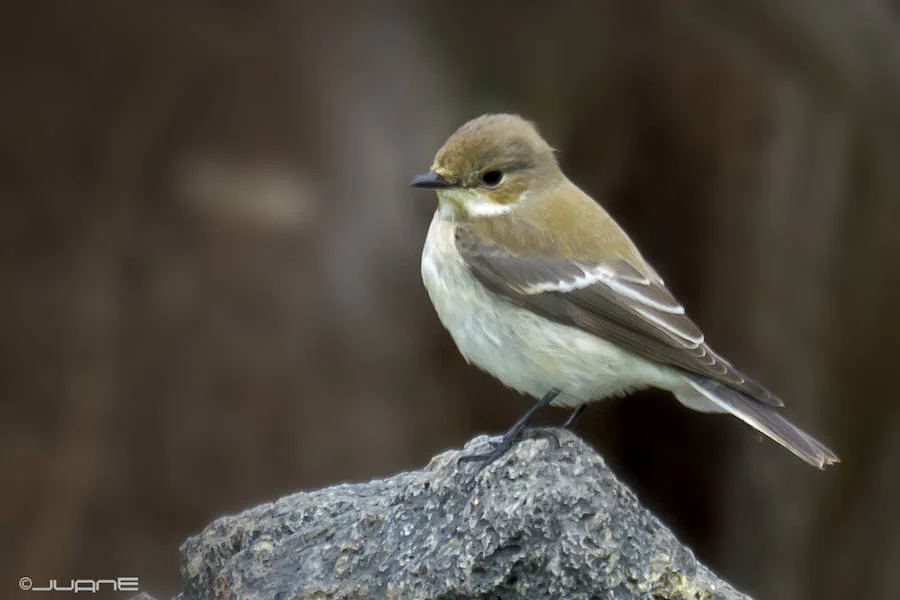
top-left (481, 170), bottom-right (503, 187)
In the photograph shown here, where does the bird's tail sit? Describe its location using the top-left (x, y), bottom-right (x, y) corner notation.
top-left (676, 375), bottom-right (840, 469)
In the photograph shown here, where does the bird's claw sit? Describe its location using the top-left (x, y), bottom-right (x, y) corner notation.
top-left (457, 426), bottom-right (562, 475)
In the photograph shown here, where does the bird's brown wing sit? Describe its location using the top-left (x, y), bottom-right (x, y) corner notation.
top-left (455, 223), bottom-right (783, 407)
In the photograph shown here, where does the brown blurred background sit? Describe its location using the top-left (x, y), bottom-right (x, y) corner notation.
top-left (2, 1), bottom-right (900, 598)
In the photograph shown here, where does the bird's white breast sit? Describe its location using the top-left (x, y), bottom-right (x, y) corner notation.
top-left (421, 212), bottom-right (679, 407)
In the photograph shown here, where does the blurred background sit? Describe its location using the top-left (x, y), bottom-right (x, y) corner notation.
top-left (2, 1), bottom-right (899, 598)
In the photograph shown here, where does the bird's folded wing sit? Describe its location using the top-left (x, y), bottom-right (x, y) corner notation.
top-left (455, 224), bottom-right (783, 407)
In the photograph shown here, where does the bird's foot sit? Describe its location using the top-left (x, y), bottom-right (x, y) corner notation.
top-left (520, 426), bottom-right (562, 449)
top-left (458, 426), bottom-right (562, 480)
top-left (458, 433), bottom-right (518, 467)
top-left (457, 388), bottom-right (561, 482)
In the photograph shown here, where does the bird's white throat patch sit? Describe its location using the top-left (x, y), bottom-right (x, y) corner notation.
top-left (436, 188), bottom-right (514, 218)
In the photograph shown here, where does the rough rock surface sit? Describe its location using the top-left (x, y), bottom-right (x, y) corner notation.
top-left (176, 431), bottom-right (749, 600)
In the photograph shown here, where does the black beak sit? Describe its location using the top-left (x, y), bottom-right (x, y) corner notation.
top-left (410, 170), bottom-right (454, 189)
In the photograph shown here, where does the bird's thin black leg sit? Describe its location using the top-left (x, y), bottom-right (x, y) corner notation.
top-left (459, 388), bottom-right (560, 467)
top-left (561, 404), bottom-right (587, 429)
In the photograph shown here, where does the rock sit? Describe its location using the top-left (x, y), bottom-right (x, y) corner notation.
top-left (176, 431), bottom-right (750, 600)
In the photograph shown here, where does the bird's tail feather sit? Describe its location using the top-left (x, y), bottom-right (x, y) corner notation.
top-left (680, 376), bottom-right (840, 469)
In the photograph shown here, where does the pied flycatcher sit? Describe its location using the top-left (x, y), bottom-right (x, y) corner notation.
top-left (412, 114), bottom-right (838, 469)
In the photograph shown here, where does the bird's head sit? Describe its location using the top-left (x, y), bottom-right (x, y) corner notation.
top-left (411, 114), bottom-right (561, 219)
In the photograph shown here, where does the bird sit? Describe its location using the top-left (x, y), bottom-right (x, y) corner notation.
top-left (411, 113), bottom-right (839, 469)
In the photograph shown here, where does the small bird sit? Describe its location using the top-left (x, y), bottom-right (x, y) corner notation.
top-left (412, 113), bottom-right (839, 469)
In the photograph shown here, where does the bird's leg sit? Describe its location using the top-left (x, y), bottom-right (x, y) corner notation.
top-left (561, 404), bottom-right (587, 429)
top-left (459, 389), bottom-right (560, 467)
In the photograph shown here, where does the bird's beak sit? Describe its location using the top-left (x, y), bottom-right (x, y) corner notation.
top-left (410, 170), bottom-right (455, 189)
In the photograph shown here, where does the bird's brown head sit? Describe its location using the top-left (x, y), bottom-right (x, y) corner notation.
top-left (411, 114), bottom-right (561, 218)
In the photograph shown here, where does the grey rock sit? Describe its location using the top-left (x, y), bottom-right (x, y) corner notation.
top-left (176, 431), bottom-right (750, 600)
